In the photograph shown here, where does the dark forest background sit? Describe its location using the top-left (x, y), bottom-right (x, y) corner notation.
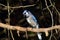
top-left (0, 0), bottom-right (60, 40)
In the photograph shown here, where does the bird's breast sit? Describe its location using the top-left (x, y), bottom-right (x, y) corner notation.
top-left (26, 17), bottom-right (37, 27)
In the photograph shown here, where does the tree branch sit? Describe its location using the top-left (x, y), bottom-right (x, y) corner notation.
top-left (0, 22), bottom-right (60, 36)
top-left (0, 3), bottom-right (36, 10)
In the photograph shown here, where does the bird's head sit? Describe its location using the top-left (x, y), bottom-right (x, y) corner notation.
top-left (23, 10), bottom-right (31, 17)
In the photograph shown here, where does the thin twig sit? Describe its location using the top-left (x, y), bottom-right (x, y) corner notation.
top-left (0, 3), bottom-right (36, 10)
top-left (44, 0), bottom-right (54, 37)
top-left (43, 5), bottom-right (52, 10)
top-left (0, 3), bottom-right (6, 7)
top-left (10, 4), bottom-right (36, 9)
top-left (7, 0), bottom-right (14, 40)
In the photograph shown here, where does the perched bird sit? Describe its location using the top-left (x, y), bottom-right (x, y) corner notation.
top-left (23, 10), bottom-right (42, 40)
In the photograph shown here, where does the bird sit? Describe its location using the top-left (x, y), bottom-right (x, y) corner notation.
top-left (23, 10), bottom-right (42, 40)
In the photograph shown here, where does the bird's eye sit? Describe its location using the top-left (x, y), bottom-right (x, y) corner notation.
top-left (24, 12), bottom-right (27, 14)
top-left (23, 10), bottom-right (29, 15)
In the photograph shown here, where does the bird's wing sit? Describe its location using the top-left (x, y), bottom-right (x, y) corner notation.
top-left (26, 16), bottom-right (37, 27)
top-left (28, 11), bottom-right (37, 23)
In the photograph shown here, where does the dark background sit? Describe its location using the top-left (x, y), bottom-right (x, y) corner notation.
top-left (0, 0), bottom-right (60, 40)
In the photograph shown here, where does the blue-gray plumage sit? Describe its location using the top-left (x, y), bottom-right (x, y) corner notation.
top-left (23, 10), bottom-right (42, 40)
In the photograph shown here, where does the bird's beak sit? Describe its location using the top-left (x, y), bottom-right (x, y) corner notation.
top-left (23, 15), bottom-right (26, 18)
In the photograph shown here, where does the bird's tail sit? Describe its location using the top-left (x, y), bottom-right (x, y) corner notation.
top-left (36, 25), bottom-right (42, 40)
top-left (37, 33), bottom-right (42, 40)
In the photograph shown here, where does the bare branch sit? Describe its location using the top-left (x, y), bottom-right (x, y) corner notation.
top-left (0, 22), bottom-right (60, 36)
top-left (0, 3), bottom-right (6, 7)
top-left (43, 5), bottom-right (52, 10)
top-left (10, 4), bottom-right (36, 9)
top-left (0, 3), bottom-right (36, 10)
